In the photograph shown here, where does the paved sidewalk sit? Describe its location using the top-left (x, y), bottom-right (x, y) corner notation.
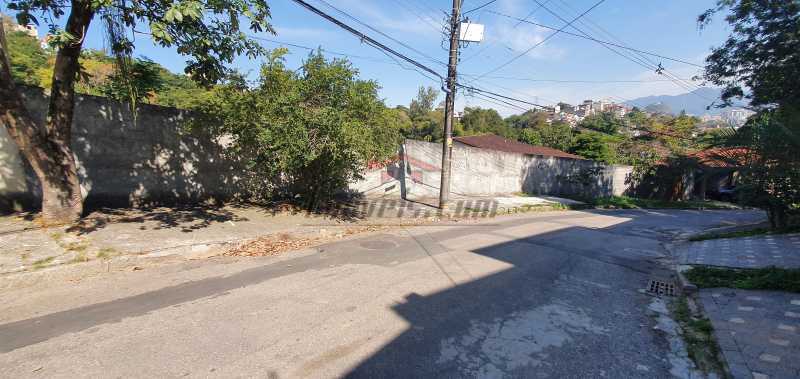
top-left (698, 289), bottom-right (800, 379)
top-left (679, 234), bottom-right (800, 268)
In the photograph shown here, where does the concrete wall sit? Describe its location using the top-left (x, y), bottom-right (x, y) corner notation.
top-left (403, 139), bottom-right (633, 199)
top-left (1, 87), bottom-right (246, 212)
top-left (1, 89), bottom-right (632, 213)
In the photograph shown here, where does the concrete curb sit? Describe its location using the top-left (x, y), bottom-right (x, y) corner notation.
top-left (662, 242), bottom-right (698, 295)
top-left (675, 264), bottom-right (698, 295)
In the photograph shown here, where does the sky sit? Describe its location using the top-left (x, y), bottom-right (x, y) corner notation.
top-left (8, 0), bottom-right (733, 116)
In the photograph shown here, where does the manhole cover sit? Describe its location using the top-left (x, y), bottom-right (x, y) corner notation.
top-left (359, 240), bottom-right (397, 250)
top-left (646, 279), bottom-right (676, 297)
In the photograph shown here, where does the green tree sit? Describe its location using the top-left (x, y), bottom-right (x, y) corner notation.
top-left (570, 131), bottom-right (621, 164)
top-left (2, 18), bottom-right (47, 86)
top-left (579, 112), bottom-right (622, 134)
top-left (100, 58), bottom-right (164, 104)
top-left (700, 0), bottom-right (800, 227)
top-left (460, 107), bottom-right (514, 138)
top-left (195, 50), bottom-right (400, 209)
top-left (518, 121), bottom-right (573, 152)
top-left (0, 0), bottom-right (273, 223)
top-left (700, 0), bottom-right (800, 107)
top-left (409, 86), bottom-right (439, 121)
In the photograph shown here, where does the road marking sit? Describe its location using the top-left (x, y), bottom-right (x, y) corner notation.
top-left (729, 317), bottom-right (745, 324)
top-left (791, 300), bottom-right (800, 306)
top-left (746, 296), bottom-right (762, 301)
top-left (785, 311), bottom-right (800, 318)
top-left (738, 306), bottom-right (754, 311)
top-left (769, 338), bottom-right (790, 347)
top-left (759, 353), bottom-right (781, 363)
top-left (777, 324), bottom-right (796, 332)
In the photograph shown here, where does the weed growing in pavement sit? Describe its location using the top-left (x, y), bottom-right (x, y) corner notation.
top-left (685, 266), bottom-right (800, 292)
top-left (31, 256), bottom-right (56, 269)
top-left (671, 296), bottom-right (728, 378)
top-left (688, 226), bottom-right (800, 241)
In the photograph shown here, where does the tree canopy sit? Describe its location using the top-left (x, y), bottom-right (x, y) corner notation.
top-left (194, 50), bottom-right (401, 208)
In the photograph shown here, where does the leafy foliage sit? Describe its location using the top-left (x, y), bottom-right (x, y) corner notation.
top-left (700, 1), bottom-right (800, 228)
top-left (732, 110), bottom-right (800, 227)
top-left (3, 15), bottom-right (222, 108)
top-left (100, 58), bottom-right (164, 103)
top-left (2, 27), bottom-right (47, 85)
top-left (460, 107), bottom-right (513, 138)
top-left (9, 0), bottom-right (274, 86)
top-left (194, 50), bottom-right (401, 209)
top-left (700, 0), bottom-right (800, 107)
top-left (685, 266), bottom-right (800, 293)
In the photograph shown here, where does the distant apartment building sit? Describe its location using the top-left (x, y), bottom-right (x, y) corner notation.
top-left (721, 108), bottom-right (755, 127)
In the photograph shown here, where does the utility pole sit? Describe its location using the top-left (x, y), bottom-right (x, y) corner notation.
top-left (439, 0), bottom-right (461, 210)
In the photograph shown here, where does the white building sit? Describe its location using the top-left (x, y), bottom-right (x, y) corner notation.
top-left (721, 108), bottom-right (755, 127)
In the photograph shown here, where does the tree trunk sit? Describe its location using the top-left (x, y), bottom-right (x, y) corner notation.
top-left (0, 2), bottom-right (94, 224)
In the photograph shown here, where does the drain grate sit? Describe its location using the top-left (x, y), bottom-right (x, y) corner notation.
top-left (647, 279), bottom-right (676, 297)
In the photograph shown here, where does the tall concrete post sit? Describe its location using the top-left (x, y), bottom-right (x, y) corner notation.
top-left (439, 0), bottom-right (461, 210)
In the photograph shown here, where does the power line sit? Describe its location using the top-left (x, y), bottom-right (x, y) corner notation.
top-left (289, 0), bottom-right (444, 81)
top-left (457, 83), bottom-right (551, 109)
top-left (514, 0), bottom-right (552, 28)
top-left (465, 76), bottom-right (695, 83)
top-left (313, 0), bottom-right (447, 68)
top-left (531, 0), bottom-right (714, 104)
top-left (550, 0), bottom-right (704, 98)
top-left (526, 0), bottom-right (699, 98)
top-left (468, 91), bottom-right (530, 112)
top-left (472, 0), bottom-right (606, 82)
top-left (485, 10), bottom-right (704, 68)
top-left (463, 0), bottom-right (498, 15)
top-left (247, 35), bottom-right (396, 63)
top-left (387, 0), bottom-right (445, 36)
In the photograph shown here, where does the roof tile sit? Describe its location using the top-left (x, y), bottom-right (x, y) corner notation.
top-left (454, 134), bottom-right (584, 159)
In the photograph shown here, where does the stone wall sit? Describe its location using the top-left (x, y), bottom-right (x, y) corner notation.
top-left (403, 139), bottom-right (633, 199)
top-left (1, 87), bottom-right (246, 212)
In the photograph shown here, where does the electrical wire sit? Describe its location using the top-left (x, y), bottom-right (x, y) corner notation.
top-left (387, 0), bottom-right (445, 36)
top-left (290, 0), bottom-right (445, 81)
top-left (463, 0), bottom-right (498, 15)
top-left (486, 9), bottom-right (703, 69)
top-left (471, 0), bottom-right (606, 82)
top-left (313, 0), bottom-right (448, 68)
top-left (526, 0), bottom-right (701, 99)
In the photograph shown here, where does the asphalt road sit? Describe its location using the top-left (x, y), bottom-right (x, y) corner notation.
top-left (0, 209), bottom-right (764, 378)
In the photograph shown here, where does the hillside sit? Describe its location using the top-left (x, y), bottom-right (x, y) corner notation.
top-left (625, 87), bottom-right (747, 116)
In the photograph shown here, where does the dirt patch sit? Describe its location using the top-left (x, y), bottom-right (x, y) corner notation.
top-left (222, 225), bottom-right (390, 257)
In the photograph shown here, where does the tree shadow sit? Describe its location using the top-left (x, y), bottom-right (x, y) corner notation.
top-left (65, 205), bottom-right (248, 235)
top-left (344, 210), bottom-right (714, 377)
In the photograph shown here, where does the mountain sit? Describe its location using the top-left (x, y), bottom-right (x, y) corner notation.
top-left (625, 87), bottom-right (746, 116)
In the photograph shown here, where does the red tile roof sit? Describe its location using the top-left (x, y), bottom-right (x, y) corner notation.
top-left (454, 134), bottom-right (584, 159)
top-left (687, 147), bottom-right (751, 168)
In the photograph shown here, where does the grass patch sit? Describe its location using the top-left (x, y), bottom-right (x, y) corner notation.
top-left (70, 252), bottom-right (89, 263)
top-left (689, 226), bottom-right (800, 241)
top-left (671, 296), bottom-right (728, 378)
top-left (31, 256), bottom-right (56, 269)
top-left (685, 266), bottom-right (800, 292)
top-left (96, 247), bottom-right (119, 260)
top-left (590, 196), bottom-right (739, 210)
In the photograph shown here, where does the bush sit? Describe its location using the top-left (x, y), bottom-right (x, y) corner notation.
top-left (192, 49), bottom-right (401, 209)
